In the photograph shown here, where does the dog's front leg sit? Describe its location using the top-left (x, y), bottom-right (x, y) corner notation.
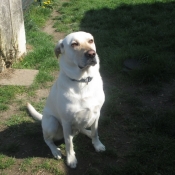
top-left (62, 121), bottom-right (77, 168)
top-left (91, 117), bottom-right (106, 152)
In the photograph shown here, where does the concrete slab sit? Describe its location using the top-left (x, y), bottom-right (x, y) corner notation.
top-left (0, 69), bottom-right (39, 86)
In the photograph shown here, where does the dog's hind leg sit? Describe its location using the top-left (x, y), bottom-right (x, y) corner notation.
top-left (80, 129), bottom-right (92, 138)
top-left (42, 115), bottom-right (63, 159)
top-left (44, 137), bottom-right (62, 159)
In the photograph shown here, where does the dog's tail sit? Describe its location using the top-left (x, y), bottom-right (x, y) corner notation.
top-left (27, 103), bottom-right (42, 121)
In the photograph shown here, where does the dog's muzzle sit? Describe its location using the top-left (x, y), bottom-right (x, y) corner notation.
top-left (85, 50), bottom-right (97, 66)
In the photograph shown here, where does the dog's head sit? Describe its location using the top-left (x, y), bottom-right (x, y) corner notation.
top-left (54, 31), bottom-right (98, 70)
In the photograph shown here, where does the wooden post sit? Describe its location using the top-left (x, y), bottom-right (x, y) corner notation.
top-left (0, 0), bottom-right (26, 72)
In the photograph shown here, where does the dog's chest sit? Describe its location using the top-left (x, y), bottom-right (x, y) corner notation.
top-left (56, 78), bottom-right (104, 128)
top-left (77, 87), bottom-right (101, 109)
top-left (72, 104), bottom-right (99, 130)
top-left (70, 87), bottom-right (101, 129)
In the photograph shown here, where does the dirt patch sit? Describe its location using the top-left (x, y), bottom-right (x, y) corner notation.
top-left (26, 44), bottom-right (34, 53)
top-left (42, 10), bottom-right (65, 42)
top-left (0, 68), bottom-right (15, 80)
top-left (36, 88), bottom-right (50, 99)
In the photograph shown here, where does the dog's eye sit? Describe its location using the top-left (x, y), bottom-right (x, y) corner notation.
top-left (88, 39), bottom-right (93, 44)
top-left (71, 42), bottom-right (79, 47)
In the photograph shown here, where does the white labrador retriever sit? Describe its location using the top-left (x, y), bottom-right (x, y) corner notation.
top-left (27, 31), bottom-right (105, 168)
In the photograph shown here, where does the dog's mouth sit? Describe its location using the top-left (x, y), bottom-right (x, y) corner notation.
top-left (78, 63), bottom-right (96, 70)
top-left (78, 60), bottom-right (97, 70)
top-left (78, 65), bottom-right (85, 69)
top-left (78, 65), bottom-right (91, 70)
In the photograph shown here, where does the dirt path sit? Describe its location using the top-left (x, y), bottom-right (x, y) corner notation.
top-left (42, 10), bottom-right (65, 42)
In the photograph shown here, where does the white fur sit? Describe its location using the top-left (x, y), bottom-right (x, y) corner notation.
top-left (27, 31), bottom-right (105, 168)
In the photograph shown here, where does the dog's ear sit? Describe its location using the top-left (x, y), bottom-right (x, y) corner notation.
top-left (54, 39), bottom-right (64, 58)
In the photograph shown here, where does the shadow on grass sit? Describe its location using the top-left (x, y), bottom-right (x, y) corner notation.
top-left (0, 121), bottom-right (53, 159)
top-left (80, 1), bottom-right (175, 84)
top-left (0, 119), bottom-right (116, 175)
top-left (77, 1), bottom-right (175, 174)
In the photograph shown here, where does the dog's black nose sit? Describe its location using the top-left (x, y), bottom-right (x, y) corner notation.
top-left (85, 50), bottom-right (97, 65)
top-left (85, 50), bottom-right (96, 59)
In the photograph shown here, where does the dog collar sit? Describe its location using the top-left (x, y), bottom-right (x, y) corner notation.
top-left (70, 77), bottom-right (93, 84)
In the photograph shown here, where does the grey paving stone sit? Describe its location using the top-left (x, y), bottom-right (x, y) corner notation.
top-left (0, 69), bottom-right (39, 86)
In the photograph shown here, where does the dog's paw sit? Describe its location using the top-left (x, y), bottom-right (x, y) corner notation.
top-left (67, 154), bottom-right (77, 168)
top-left (92, 139), bottom-right (106, 152)
top-left (52, 148), bottom-right (62, 159)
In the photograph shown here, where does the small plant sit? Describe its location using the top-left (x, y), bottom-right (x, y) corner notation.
top-left (0, 155), bottom-right (15, 169)
top-left (43, 0), bottom-right (53, 9)
top-left (34, 0), bottom-right (53, 9)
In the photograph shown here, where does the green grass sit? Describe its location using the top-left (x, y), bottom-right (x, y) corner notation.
top-left (1, 0), bottom-right (175, 174)
top-left (4, 114), bottom-right (30, 127)
top-left (24, 2), bottom-right (53, 29)
top-left (120, 134), bottom-right (175, 175)
top-left (33, 160), bottom-right (64, 175)
top-left (20, 158), bottom-right (33, 172)
top-left (0, 154), bottom-right (15, 169)
top-left (0, 86), bottom-right (26, 111)
top-left (54, 0), bottom-right (175, 84)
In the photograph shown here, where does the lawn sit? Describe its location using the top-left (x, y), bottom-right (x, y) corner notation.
top-left (0, 0), bottom-right (175, 174)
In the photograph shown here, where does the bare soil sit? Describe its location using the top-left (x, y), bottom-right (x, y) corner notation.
top-left (42, 10), bottom-right (65, 43)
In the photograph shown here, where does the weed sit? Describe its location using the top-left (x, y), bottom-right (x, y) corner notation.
top-left (0, 105), bottom-right (8, 111)
top-left (4, 114), bottom-right (30, 127)
top-left (33, 160), bottom-right (64, 175)
top-left (20, 158), bottom-right (33, 172)
top-left (0, 86), bottom-right (26, 112)
top-left (43, 0), bottom-right (53, 9)
top-left (24, 3), bottom-right (52, 29)
top-left (0, 154), bottom-right (15, 169)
